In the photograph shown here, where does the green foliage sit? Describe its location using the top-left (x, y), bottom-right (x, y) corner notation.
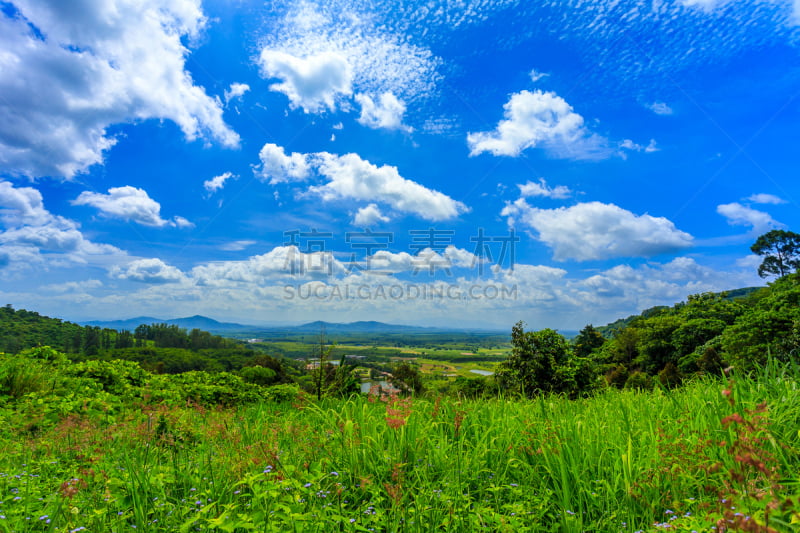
top-left (750, 229), bottom-right (800, 278)
top-left (496, 322), bottom-right (592, 397)
top-left (1, 354), bottom-right (799, 532)
top-left (389, 361), bottom-right (424, 395)
top-left (239, 365), bottom-right (278, 386)
top-left (572, 324), bottom-right (606, 358)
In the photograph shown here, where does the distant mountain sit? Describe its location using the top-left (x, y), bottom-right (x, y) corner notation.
top-left (81, 316), bottom-right (505, 336)
top-left (82, 315), bottom-right (250, 333)
top-left (290, 320), bottom-right (449, 334)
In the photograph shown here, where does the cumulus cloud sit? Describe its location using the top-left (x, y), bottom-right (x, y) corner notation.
top-left (111, 258), bottom-right (185, 284)
top-left (310, 152), bottom-right (468, 221)
top-left (258, 50), bottom-right (353, 113)
top-left (355, 92), bottom-right (412, 132)
top-left (353, 204), bottom-right (390, 226)
top-left (647, 102), bottom-right (674, 115)
top-left (0, 181), bottom-right (125, 269)
top-left (502, 200), bottom-right (694, 261)
top-left (255, 143), bottom-right (311, 184)
top-left (746, 193), bottom-right (786, 205)
top-left (0, 0), bottom-right (239, 179)
top-left (717, 202), bottom-right (781, 233)
top-left (190, 246), bottom-right (345, 285)
top-left (224, 83), bottom-right (250, 104)
top-left (467, 90), bottom-right (609, 159)
top-left (518, 178), bottom-right (572, 199)
top-left (204, 172), bottom-right (237, 193)
top-left (73, 186), bottom-right (191, 228)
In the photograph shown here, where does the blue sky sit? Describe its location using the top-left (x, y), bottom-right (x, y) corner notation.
top-left (1, 0), bottom-right (798, 330)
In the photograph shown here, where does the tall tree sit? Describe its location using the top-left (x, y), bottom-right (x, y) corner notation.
top-left (573, 324), bottom-right (606, 358)
top-left (496, 322), bottom-right (574, 397)
top-left (751, 229), bottom-right (800, 278)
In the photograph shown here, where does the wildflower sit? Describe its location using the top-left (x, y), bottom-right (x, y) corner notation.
top-left (304, 482), bottom-right (312, 488)
top-left (566, 510), bottom-right (575, 515)
top-left (330, 471), bottom-right (339, 476)
top-left (70, 528), bottom-right (86, 533)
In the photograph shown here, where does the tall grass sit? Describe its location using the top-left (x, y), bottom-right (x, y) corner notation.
top-left (0, 368), bottom-right (798, 531)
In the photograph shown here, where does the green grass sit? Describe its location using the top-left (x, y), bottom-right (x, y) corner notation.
top-left (1, 365), bottom-right (799, 531)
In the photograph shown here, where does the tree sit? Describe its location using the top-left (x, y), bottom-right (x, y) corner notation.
top-left (496, 322), bottom-right (574, 397)
top-left (390, 361), bottom-right (424, 395)
top-left (573, 324), bottom-right (606, 358)
top-left (751, 229), bottom-right (800, 278)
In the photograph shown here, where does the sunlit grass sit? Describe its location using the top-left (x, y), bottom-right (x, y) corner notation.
top-left (1, 365), bottom-right (799, 531)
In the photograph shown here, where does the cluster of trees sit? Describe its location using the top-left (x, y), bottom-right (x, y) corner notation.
top-left (493, 230), bottom-right (800, 397)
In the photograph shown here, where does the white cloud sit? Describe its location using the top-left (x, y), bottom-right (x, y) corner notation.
top-left (111, 258), bottom-right (185, 284)
top-left (502, 200), bottom-right (694, 261)
top-left (620, 139), bottom-right (659, 153)
top-left (746, 193), bottom-right (786, 205)
top-left (224, 83), bottom-right (250, 104)
top-left (191, 246), bottom-right (345, 285)
top-left (40, 279), bottom-right (103, 294)
top-left (173, 216), bottom-right (195, 229)
top-left (680, 0), bottom-right (726, 10)
top-left (0, 181), bottom-right (125, 270)
top-left (258, 50), bottom-right (353, 113)
top-left (353, 204), bottom-right (390, 226)
top-left (73, 186), bottom-right (190, 228)
top-left (255, 143), bottom-right (311, 184)
top-left (717, 202), bottom-right (781, 233)
top-left (355, 92), bottom-right (412, 132)
top-left (257, 2), bottom-right (441, 106)
top-left (467, 90), bottom-right (609, 159)
top-left (204, 172), bottom-right (237, 193)
top-left (0, 0), bottom-right (239, 179)
top-left (220, 240), bottom-right (257, 252)
top-left (518, 178), bottom-right (572, 199)
top-left (310, 152), bottom-right (469, 221)
top-left (647, 102), bottom-right (674, 115)
top-left (529, 69), bottom-right (549, 82)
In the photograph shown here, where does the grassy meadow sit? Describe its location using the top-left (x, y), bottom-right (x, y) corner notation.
top-left (1, 352), bottom-right (799, 532)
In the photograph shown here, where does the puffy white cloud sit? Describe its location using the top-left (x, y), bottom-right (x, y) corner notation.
top-left (111, 258), bottom-right (185, 284)
top-left (746, 193), bottom-right (786, 205)
top-left (0, 0), bottom-right (239, 179)
top-left (467, 90), bottom-right (609, 159)
top-left (72, 186), bottom-right (191, 228)
top-left (355, 92), bottom-right (412, 132)
top-left (502, 200), bottom-right (694, 261)
top-left (258, 50), bottom-right (353, 113)
top-left (0, 181), bottom-right (125, 270)
top-left (647, 102), bottom-right (674, 115)
top-left (224, 83), bottom-right (250, 104)
top-left (518, 178), bottom-right (572, 199)
top-left (255, 143), bottom-right (311, 184)
top-left (310, 152), bottom-right (468, 221)
top-left (353, 204), bottom-right (390, 226)
top-left (717, 202), bottom-right (780, 233)
top-left (204, 172), bottom-right (237, 193)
